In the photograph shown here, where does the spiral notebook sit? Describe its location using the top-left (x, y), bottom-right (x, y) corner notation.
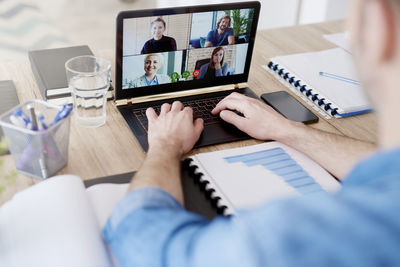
top-left (185, 142), bottom-right (341, 215)
top-left (263, 48), bottom-right (371, 119)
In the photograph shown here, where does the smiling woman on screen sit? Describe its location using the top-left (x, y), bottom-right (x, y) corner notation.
top-left (141, 18), bottom-right (177, 54)
top-left (130, 54), bottom-right (171, 87)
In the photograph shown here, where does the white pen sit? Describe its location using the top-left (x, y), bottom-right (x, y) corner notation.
top-left (319, 72), bottom-right (361, 86)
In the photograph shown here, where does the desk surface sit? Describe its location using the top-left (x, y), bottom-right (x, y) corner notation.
top-left (0, 20), bottom-right (377, 204)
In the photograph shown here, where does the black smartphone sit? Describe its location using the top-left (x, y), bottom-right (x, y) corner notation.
top-left (260, 91), bottom-right (319, 124)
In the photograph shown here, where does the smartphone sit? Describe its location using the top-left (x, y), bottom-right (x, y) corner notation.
top-left (260, 91), bottom-right (319, 124)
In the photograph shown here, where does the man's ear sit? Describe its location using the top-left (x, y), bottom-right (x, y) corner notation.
top-left (374, 0), bottom-right (397, 61)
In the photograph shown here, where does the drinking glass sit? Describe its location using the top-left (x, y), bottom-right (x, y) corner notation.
top-left (65, 56), bottom-right (111, 127)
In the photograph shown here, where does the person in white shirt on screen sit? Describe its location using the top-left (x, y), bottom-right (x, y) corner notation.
top-left (130, 54), bottom-right (171, 88)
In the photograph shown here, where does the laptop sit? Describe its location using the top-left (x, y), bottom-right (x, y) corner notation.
top-left (115, 1), bottom-right (261, 151)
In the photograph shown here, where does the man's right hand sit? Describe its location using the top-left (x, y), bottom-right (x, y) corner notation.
top-left (212, 92), bottom-right (299, 141)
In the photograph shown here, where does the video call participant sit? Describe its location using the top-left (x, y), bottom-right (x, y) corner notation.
top-left (130, 54), bottom-right (171, 87)
top-left (204, 15), bottom-right (235, 47)
top-left (197, 46), bottom-right (229, 79)
top-left (141, 18), bottom-right (177, 54)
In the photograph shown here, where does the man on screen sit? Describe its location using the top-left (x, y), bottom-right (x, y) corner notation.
top-left (205, 15), bottom-right (235, 47)
top-left (130, 54), bottom-right (171, 88)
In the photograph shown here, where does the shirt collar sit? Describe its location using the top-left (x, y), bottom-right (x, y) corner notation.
top-left (145, 75), bottom-right (158, 86)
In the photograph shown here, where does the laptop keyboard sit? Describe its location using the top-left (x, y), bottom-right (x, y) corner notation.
top-left (132, 96), bottom-right (225, 131)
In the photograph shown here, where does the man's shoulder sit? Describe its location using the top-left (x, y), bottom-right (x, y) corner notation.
top-left (227, 28), bottom-right (234, 35)
top-left (200, 63), bottom-right (210, 71)
top-left (162, 35), bottom-right (175, 41)
top-left (157, 74), bottom-right (171, 82)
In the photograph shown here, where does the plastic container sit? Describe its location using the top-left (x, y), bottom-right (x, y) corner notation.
top-left (0, 100), bottom-right (71, 179)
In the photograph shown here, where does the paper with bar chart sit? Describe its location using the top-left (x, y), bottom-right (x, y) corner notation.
top-left (191, 142), bottom-right (340, 214)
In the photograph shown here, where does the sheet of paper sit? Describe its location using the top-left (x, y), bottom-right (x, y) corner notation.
top-left (193, 142), bottom-right (340, 214)
top-left (324, 32), bottom-right (351, 53)
top-left (273, 48), bottom-right (370, 113)
top-left (0, 175), bottom-right (111, 267)
top-left (86, 183), bottom-right (129, 229)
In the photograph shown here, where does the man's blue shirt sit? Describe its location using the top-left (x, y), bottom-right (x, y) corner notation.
top-left (103, 148), bottom-right (400, 266)
top-left (206, 28), bottom-right (234, 47)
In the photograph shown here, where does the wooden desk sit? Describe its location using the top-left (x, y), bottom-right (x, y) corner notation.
top-left (0, 20), bottom-right (377, 204)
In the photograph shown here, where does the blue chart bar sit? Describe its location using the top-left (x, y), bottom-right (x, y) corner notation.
top-left (224, 148), bottom-right (324, 195)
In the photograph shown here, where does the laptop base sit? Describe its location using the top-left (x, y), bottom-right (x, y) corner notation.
top-left (118, 87), bottom-right (258, 152)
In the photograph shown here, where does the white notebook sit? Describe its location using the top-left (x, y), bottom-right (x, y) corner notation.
top-left (187, 142), bottom-right (340, 215)
top-left (0, 175), bottom-right (129, 267)
top-left (264, 48), bottom-right (371, 119)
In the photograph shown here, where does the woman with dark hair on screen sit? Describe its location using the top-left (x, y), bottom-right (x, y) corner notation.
top-left (141, 17), bottom-right (177, 54)
top-left (197, 46), bottom-right (229, 80)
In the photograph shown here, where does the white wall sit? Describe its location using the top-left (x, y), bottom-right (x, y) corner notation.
top-left (156, 0), bottom-right (350, 29)
top-left (299, 0), bottom-right (350, 24)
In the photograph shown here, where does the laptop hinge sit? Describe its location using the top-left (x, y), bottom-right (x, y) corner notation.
top-left (114, 82), bottom-right (249, 107)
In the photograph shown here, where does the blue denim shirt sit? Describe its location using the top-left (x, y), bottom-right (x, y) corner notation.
top-left (103, 149), bottom-right (400, 267)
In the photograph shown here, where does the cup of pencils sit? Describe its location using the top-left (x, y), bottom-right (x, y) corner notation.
top-left (0, 100), bottom-right (72, 179)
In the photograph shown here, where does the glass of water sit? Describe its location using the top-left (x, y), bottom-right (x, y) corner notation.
top-left (65, 56), bottom-right (111, 127)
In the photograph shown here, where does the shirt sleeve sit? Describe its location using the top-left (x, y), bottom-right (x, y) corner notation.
top-left (102, 187), bottom-right (260, 267)
top-left (227, 28), bottom-right (234, 36)
top-left (171, 37), bottom-right (177, 51)
top-left (206, 30), bottom-right (213, 43)
top-left (103, 184), bottom-right (400, 267)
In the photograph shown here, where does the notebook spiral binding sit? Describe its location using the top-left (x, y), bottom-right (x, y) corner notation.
top-left (183, 158), bottom-right (229, 216)
top-left (267, 61), bottom-right (339, 117)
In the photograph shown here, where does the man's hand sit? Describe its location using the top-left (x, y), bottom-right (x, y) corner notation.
top-left (212, 92), bottom-right (297, 141)
top-left (146, 101), bottom-right (204, 157)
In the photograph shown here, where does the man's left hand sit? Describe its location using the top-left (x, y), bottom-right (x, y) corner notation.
top-left (146, 101), bottom-right (204, 157)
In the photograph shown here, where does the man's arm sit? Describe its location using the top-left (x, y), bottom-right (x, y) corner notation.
top-left (128, 101), bottom-right (203, 204)
top-left (228, 35), bottom-right (235, 45)
top-left (212, 93), bottom-right (376, 179)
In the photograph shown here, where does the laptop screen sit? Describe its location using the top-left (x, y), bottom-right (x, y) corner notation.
top-left (115, 1), bottom-right (260, 100)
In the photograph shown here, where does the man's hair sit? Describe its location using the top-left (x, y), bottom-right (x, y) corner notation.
top-left (209, 46), bottom-right (225, 69)
top-left (151, 17), bottom-right (166, 28)
top-left (217, 15), bottom-right (231, 29)
top-left (144, 54), bottom-right (164, 66)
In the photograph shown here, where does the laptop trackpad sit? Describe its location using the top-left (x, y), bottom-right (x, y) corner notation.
top-left (196, 121), bottom-right (249, 148)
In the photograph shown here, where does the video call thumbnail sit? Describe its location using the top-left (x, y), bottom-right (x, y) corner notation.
top-left (122, 8), bottom-right (255, 90)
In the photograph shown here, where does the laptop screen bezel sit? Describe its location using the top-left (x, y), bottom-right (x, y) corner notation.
top-left (115, 1), bottom-right (261, 100)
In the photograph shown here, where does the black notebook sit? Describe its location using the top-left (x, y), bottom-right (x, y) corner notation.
top-left (28, 45), bottom-right (114, 105)
top-left (84, 163), bottom-right (219, 220)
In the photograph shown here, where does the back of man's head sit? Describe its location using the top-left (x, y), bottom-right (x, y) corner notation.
top-left (349, 0), bottom-right (400, 148)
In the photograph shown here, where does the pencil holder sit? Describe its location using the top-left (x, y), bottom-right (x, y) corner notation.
top-left (0, 100), bottom-right (72, 179)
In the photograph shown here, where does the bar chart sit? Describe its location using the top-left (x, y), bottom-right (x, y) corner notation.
top-left (224, 147), bottom-right (324, 195)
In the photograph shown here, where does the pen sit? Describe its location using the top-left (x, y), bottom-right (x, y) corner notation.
top-left (319, 72), bottom-right (361, 86)
top-left (50, 105), bottom-right (73, 126)
top-left (27, 105), bottom-right (38, 131)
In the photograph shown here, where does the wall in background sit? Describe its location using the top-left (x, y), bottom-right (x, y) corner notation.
top-left (156, 0), bottom-right (350, 29)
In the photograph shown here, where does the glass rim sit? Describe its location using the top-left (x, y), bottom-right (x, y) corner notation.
top-left (65, 55), bottom-right (111, 76)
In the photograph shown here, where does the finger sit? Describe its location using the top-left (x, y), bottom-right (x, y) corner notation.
top-left (145, 107), bottom-right (158, 122)
top-left (212, 98), bottom-right (246, 115)
top-left (171, 101), bottom-right (184, 112)
top-left (219, 110), bottom-right (246, 130)
top-left (193, 118), bottom-right (204, 139)
top-left (160, 103), bottom-right (171, 115)
top-left (183, 106), bottom-right (193, 118)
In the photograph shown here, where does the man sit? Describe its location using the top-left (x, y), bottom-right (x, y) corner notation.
top-left (204, 15), bottom-right (235, 47)
top-left (103, 0), bottom-right (400, 266)
top-left (130, 54), bottom-right (170, 87)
